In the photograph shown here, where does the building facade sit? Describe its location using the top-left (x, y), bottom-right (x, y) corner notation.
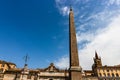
top-left (92, 52), bottom-right (120, 80)
top-left (83, 52), bottom-right (120, 80)
top-left (0, 60), bottom-right (16, 73)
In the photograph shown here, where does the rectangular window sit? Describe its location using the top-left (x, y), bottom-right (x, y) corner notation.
top-left (1, 64), bottom-right (5, 67)
top-left (27, 75), bottom-right (31, 79)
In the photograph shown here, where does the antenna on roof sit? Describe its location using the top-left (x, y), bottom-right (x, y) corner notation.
top-left (23, 53), bottom-right (29, 65)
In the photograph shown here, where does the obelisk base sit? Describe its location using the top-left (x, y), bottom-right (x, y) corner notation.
top-left (69, 66), bottom-right (82, 80)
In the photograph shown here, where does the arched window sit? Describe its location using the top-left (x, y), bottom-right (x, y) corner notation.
top-left (116, 73), bottom-right (119, 77)
top-left (107, 69), bottom-right (109, 72)
top-left (107, 73), bottom-right (110, 77)
top-left (1, 64), bottom-right (5, 67)
top-left (103, 73), bottom-right (106, 77)
top-left (99, 73), bottom-right (102, 77)
top-left (112, 73), bottom-right (114, 77)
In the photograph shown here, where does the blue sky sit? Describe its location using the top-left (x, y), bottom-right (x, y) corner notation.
top-left (0, 0), bottom-right (120, 69)
top-left (0, 0), bottom-right (69, 68)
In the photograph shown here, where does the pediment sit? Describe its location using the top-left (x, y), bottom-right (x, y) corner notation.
top-left (44, 63), bottom-right (59, 72)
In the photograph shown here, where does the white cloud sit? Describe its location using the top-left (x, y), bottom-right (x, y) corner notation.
top-left (54, 55), bottom-right (69, 69)
top-left (55, 0), bottom-right (68, 16)
top-left (108, 0), bottom-right (120, 5)
top-left (79, 15), bottom-right (120, 69)
top-left (76, 32), bottom-right (94, 43)
top-left (61, 6), bottom-right (69, 16)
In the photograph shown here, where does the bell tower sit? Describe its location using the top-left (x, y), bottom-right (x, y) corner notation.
top-left (92, 51), bottom-right (102, 76)
top-left (93, 51), bottom-right (102, 68)
top-left (69, 7), bottom-right (82, 80)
